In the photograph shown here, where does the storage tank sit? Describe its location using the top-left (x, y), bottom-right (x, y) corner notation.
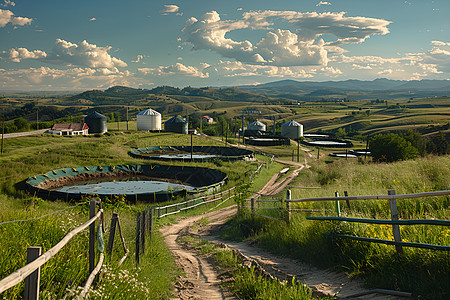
top-left (164, 116), bottom-right (188, 134)
top-left (281, 120), bottom-right (303, 139)
top-left (247, 120), bottom-right (266, 131)
top-left (84, 112), bottom-right (107, 134)
top-left (137, 108), bottom-right (161, 131)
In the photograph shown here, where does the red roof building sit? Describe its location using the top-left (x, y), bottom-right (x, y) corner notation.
top-left (47, 123), bottom-right (89, 135)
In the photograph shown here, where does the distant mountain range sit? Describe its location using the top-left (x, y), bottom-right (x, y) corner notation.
top-left (69, 78), bottom-right (450, 105)
top-left (236, 78), bottom-right (450, 100)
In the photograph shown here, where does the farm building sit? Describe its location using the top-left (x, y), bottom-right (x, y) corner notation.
top-left (281, 120), bottom-right (303, 139)
top-left (202, 115), bottom-right (214, 124)
top-left (164, 116), bottom-right (188, 134)
top-left (84, 111), bottom-right (107, 134)
top-left (47, 123), bottom-right (89, 136)
top-left (137, 108), bottom-right (162, 131)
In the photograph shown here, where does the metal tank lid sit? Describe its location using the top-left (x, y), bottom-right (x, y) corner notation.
top-left (249, 120), bottom-right (266, 126)
top-left (137, 108), bottom-right (161, 116)
top-left (282, 120), bottom-right (302, 127)
top-left (85, 111), bottom-right (107, 119)
top-left (165, 116), bottom-right (186, 123)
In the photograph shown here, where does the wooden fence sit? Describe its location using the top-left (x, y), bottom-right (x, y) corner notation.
top-left (239, 189), bottom-right (450, 253)
top-left (0, 199), bottom-right (104, 299)
top-left (133, 186), bottom-right (241, 264)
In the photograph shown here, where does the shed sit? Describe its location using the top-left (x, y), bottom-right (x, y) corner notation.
top-left (164, 116), bottom-right (188, 134)
top-left (137, 108), bottom-right (162, 131)
top-left (84, 112), bottom-right (107, 134)
top-left (281, 120), bottom-right (303, 139)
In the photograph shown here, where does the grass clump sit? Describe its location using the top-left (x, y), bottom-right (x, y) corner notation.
top-left (181, 235), bottom-right (322, 300)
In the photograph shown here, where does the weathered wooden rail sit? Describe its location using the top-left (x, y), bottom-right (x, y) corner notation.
top-left (0, 199), bottom-right (104, 299)
top-left (240, 189), bottom-right (450, 253)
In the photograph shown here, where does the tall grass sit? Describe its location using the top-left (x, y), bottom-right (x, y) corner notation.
top-left (222, 155), bottom-right (450, 299)
top-left (0, 132), bottom-right (258, 298)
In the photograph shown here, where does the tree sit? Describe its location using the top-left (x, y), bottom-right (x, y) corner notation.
top-left (370, 133), bottom-right (418, 162)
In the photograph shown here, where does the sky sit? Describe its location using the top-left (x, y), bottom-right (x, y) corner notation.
top-left (0, 0), bottom-right (449, 91)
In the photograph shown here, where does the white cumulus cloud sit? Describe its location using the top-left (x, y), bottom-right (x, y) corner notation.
top-left (4, 39), bottom-right (128, 69)
top-left (6, 48), bottom-right (47, 62)
top-left (316, 1), bottom-right (332, 6)
top-left (161, 5), bottom-right (180, 14)
top-left (1, 1), bottom-right (15, 7)
top-left (182, 10), bottom-right (390, 67)
top-left (0, 8), bottom-right (32, 27)
top-left (139, 63), bottom-right (210, 78)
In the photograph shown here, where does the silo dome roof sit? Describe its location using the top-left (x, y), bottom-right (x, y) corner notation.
top-left (282, 120), bottom-right (302, 127)
top-left (249, 120), bottom-right (265, 126)
top-left (165, 116), bottom-right (186, 123)
top-left (85, 111), bottom-right (107, 119)
top-left (137, 108), bottom-right (161, 116)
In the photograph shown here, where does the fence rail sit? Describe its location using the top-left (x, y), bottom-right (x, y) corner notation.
top-left (286, 190), bottom-right (450, 203)
top-left (0, 201), bottom-right (103, 297)
top-left (239, 189), bottom-right (450, 253)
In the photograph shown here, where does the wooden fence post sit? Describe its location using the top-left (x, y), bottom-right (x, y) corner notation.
top-left (335, 192), bottom-right (341, 217)
top-left (141, 210), bottom-right (145, 254)
top-left (149, 207), bottom-right (154, 243)
top-left (89, 199), bottom-right (96, 274)
top-left (251, 197), bottom-right (255, 215)
top-left (344, 191), bottom-right (351, 209)
top-left (388, 190), bottom-right (403, 254)
top-left (136, 213), bottom-right (140, 264)
top-left (285, 189), bottom-right (291, 224)
top-left (107, 213), bottom-right (118, 253)
top-left (24, 247), bottom-right (41, 300)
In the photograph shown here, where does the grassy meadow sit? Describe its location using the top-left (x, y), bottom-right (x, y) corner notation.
top-left (0, 131), bottom-right (260, 299)
top-left (222, 155), bottom-right (450, 299)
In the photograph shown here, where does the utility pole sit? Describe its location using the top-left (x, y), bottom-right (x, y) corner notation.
top-left (297, 138), bottom-right (299, 162)
top-left (36, 109), bottom-right (39, 130)
top-left (190, 132), bottom-right (193, 162)
top-left (1, 120), bottom-right (4, 155)
top-left (126, 107), bottom-right (129, 131)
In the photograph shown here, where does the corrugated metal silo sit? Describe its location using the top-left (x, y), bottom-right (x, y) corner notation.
top-left (84, 112), bottom-right (107, 134)
top-left (137, 108), bottom-right (161, 131)
top-left (281, 120), bottom-right (303, 139)
top-left (247, 120), bottom-right (266, 131)
top-left (164, 116), bottom-right (188, 134)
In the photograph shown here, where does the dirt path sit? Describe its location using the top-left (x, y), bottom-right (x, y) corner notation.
top-left (160, 143), bottom-right (403, 299)
top-left (159, 207), bottom-right (238, 300)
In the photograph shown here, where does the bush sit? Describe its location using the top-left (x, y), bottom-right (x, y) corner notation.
top-left (370, 133), bottom-right (418, 162)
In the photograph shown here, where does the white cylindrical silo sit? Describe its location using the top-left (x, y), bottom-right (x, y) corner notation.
top-left (281, 120), bottom-right (303, 139)
top-left (137, 108), bottom-right (161, 131)
top-left (247, 120), bottom-right (266, 131)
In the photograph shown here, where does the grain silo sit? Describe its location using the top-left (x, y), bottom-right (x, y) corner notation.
top-left (137, 108), bottom-right (161, 131)
top-left (84, 112), bottom-right (107, 134)
top-left (164, 116), bottom-right (188, 134)
top-left (281, 120), bottom-right (303, 139)
top-left (247, 120), bottom-right (266, 131)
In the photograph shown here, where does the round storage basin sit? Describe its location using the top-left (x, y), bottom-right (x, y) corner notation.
top-left (130, 146), bottom-right (254, 162)
top-left (25, 164), bottom-right (228, 202)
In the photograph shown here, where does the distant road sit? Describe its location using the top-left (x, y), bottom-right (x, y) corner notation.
top-left (2, 129), bottom-right (49, 139)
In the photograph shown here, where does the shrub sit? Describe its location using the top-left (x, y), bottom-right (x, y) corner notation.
top-left (370, 133), bottom-right (418, 162)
